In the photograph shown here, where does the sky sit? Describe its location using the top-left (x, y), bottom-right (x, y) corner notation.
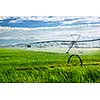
top-left (0, 16), bottom-right (100, 45)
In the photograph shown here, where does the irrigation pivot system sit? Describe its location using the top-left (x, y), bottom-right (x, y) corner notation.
top-left (0, 34), bottom-right (100, 67)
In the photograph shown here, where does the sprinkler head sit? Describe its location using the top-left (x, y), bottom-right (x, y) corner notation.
top-left (26, 44), bottom-right (31, 48)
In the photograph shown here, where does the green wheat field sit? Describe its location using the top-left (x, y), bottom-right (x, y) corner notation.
top-left (0, 48), bottom-right (100, 83)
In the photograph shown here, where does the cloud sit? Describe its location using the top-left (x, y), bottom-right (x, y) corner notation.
top-left (61, 16), bottom-right (100, 25)
top-left (9, 19), bottom-right (23, 23)
top-left (1, 16), bottom-right (100, 45)
top-left (0, 24), bottom-right (100, 42)
top-left (21, 16), bottom-right (68, 22)
top-left (7, 16), bottom-right (67, 24)
top-left (7, 16), bottom-right (83, 23)
top-left (1, 16), bottom-right (100, 30)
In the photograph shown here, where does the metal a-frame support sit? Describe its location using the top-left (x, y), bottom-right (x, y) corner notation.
top-left (66, 34), bottom-right (81, 53)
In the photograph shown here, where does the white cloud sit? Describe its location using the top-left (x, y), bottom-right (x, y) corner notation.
top-left (1, 16), bottom-right (100, 30)
top-left (3, 16), bottom-right (82, 23)
top-left (1, 16), bottom-right (100, 46)
top-left (9, 20), bottom-right (22, 23)
top-left (61, 16), bottom-right (100, 25)
top-left (0, 20), bottom-right (100, 45)
top-left (23, 16), bottom-right (68, 22)
top-left (8, 16), bottom-right (67, 23)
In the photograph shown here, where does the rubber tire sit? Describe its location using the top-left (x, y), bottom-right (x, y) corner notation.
top-left (67, 54), bottom-right (83, 67)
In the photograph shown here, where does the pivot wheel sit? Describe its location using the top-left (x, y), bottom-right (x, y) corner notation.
top-left (67, 54), bottom-right (83, 67)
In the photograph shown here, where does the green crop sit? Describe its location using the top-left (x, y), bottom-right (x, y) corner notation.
top-left (0, 48), bottom-right (100, 83)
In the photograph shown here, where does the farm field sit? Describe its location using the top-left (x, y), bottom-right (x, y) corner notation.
top-left (0, 48), bottom-right (100, 83)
